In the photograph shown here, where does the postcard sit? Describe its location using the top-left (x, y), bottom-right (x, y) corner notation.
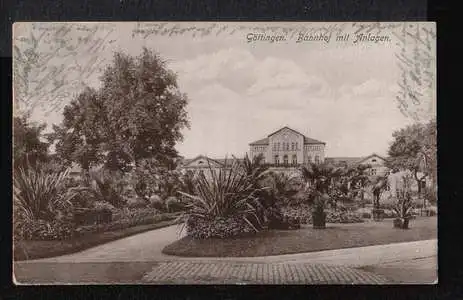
top-left (12, 22), bottom-right (436, 284)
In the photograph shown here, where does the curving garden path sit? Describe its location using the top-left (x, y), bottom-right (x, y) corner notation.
top-left (14, 224), bottom-right (437, 284)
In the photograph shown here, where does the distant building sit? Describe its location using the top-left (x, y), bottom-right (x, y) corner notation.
top-left (249, 126), bottom-right (326, 167)
top-left (180, 155), bottom-right (244, 174)
top-left (326, 153), bottom-right (390, 177)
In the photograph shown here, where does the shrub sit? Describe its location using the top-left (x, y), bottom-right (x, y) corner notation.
top-left (265, 207), bottom-right (301, 230)
top-left (15, 219), bottom-right (75, 241)
top-left (74, 209), bottom-right (174, 237)
top-left (326, 210), bottom-right (364, 223)
top-left (165, 196), bottom-right (185, 213)
top-left (423, 186), bottom-right (437, 204)
top-left (73, 207), bottom-right (113, 226)
top-left (383, 209), bottom-right (397, 218)
top-left (13, 167), bottom-right (78, 221)
top-left (355, 207), bottom-right (372, 219)
top-left (88, 170), bottom-right (127, 208)
top-left (281, 205), bottom-right (364, 224)
top-left (281, 205), bottom-right (312, 224)
top-left (179, 159), bottom-right (265, 237)
top-left (126, 197), bottom-right (149, 208)
top-left (186, 215), bottom-right (256, 239)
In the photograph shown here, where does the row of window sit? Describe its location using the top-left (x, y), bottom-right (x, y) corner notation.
top-left (253, 146), bottom-right (266, 151)
top-left (305, 145), bottom-right (323, 151)
top-left (306, 155), bottom-right (321, 164)
top-left (273, 142), bottom-right (299, 151)
top-left (274, 154), bottom-right (297, 165)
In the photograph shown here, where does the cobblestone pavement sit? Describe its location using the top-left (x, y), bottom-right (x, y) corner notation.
top-left (142, 261), bottom-right (390, 284)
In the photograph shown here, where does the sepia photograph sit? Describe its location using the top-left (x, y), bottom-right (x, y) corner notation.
top-left (12, 22), bottom-right (437, 284)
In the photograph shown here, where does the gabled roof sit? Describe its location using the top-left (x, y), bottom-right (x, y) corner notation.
top-left (249, 126), bottom-right (325, 145)
top-left (355, 153), bottom-right (388, 165)
top-left (325, 153), bottom-right (389, 167)
top-left (325, 157), bottom-right (364, 166)
top-left (304, 136), bottom-right (325, 144)
top-left (181, 155), bottom-right (223, 168)
top-left (181, 155), bottom-right (244, 168)
top-left (249, 138), bottom-right (269, 146)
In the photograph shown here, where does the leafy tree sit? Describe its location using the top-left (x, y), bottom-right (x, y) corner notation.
top-left (13, 114), bottom-right (49, 170)
top-left (50, 47), bottom-right (189, 172)
top-left (387, 119), bottom-right (437, 195)
top-left (48, 87), bottom-right (106, 174)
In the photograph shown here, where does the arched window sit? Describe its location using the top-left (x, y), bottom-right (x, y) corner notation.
top-left (283, 155), bottom-right (288, 165)
top-left (274, 155), bottom-right (279, 165)
top-left (307, 155), bottom-right (312, 163)
top-left (291, 142), bottom-right (295, 150)
top-left (292, 154), bottom-right (297, 165)
top-left (315, 155), bottom-right (320, 164)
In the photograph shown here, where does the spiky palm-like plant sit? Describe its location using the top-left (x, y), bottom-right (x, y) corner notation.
top-left (178, 158), bottom-right (267, 235)
top-left (13, 167), bottom-right (78, 222)
top-left (300, 163), bottom-right (344, 228)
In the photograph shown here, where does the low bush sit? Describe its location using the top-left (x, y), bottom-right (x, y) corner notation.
top-left (281, 205), bottom-right (364, 224)
top-left (15, 219), bottom-right (75, 241)
top-left (355, 207), bottom-right (372, 219)
top-left (186, 215), bottom-right (256, 239)
top-left (75, 210), bottom-right (175, 238)
top-left (126, 197), bottom-right (149, 209)
top-left (281, 205), bottom-right (312, 224)
top-left (165, 196), bottom-right (186, 213)
top-left (382, 209), bottom-right (397, 218)
top-left (265, 207), bottom-right (300, 230)
top-left (73, 207), bottom-right (113, 226)
top-left (325, 210), bottom-right (364, 223)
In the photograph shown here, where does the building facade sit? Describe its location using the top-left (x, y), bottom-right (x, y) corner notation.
top-left (325, 153), bottom-right (390, 177)
top-left (249, 126), bottom-right (326, 166)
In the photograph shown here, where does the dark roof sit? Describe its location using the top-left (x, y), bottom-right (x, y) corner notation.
top-left (304, 136), bottom-right (325, 144)
top-left (249, 138), bottom-right (270, 146)
top-left (326, 153), bottom-right (389, 167)
top-left (355, 153), bottom-right (389, 164)
top-left (249, 126), bottom-right (325, 146)
top-left (325, 157), bottom-right (364, 166)
top-left (181, 155), bottom-right (244, 167)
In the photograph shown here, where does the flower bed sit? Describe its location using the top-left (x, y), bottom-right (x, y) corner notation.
top-left (186, 215), bottom-right (257, 239)
top-left (16, 207), bottom-right (176, 242)
top-left (281, 205), bottom-right (364, 224)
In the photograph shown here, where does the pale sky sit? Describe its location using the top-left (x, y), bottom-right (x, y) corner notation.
top-left (14, 22), bottom-right (436, 159)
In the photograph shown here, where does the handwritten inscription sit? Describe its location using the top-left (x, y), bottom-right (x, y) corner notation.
top-left (13, 23), bottom-right (116, 116)
top-left (394, 23), bottom-right (436, 122)
top-left (13, 22), bottom-right (434, 122)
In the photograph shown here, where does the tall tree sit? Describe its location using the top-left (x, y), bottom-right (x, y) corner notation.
top-left (386, 119), bottom-right (437, 195)
top-left (48, 87), bottom-right (106, 173)
top-left (50, 47), bottom-right (189, 172)
top-left (13, 114), bottom-right (49, 170)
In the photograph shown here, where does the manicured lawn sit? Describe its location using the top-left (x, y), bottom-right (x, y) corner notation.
top-left (162, 216), bottom-right (437, 257)
top-left (14, 217), bottom-right (181, 261)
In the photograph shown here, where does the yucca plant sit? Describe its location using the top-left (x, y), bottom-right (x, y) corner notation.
top-left (13, 167), bottom-right (78, 222)
top-left (241, 153), bottom-right (270, 188)
top-left (393, 174), bottom-right (414, 229)
top-left (178, 158), bottom-right (267, 237)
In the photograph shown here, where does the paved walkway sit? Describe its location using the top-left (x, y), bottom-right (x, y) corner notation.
top-left (142, 262), bottom-right (389, 284)
top-left (14, 224), bottom-right (437, 284)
